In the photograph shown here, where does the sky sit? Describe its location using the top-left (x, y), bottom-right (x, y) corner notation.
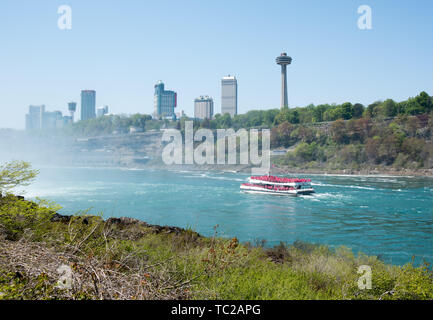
top-left (0, 0), bottom-right (432, 129)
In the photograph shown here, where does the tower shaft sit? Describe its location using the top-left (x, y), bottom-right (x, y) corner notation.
top-left (280, 64), bottom-right (288, 108)
top-left (276, 52), bottom-right (292, 109)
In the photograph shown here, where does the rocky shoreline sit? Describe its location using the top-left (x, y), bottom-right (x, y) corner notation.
top-left (50, 213), bottom-right (201, 240)
top-left (270, 165), bottom-right (433, 177)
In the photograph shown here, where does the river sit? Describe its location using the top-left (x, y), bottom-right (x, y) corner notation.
top-left (26, 166), bottom-right (433, 266)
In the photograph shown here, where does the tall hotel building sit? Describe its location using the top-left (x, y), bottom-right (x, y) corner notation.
top-left (81, 90), bottom-right (96, 121)
top-left (25, 105), bottom-right (45, 130)
top-left (221, 75), bottom-right (237, 117)
top-left (154, 81), bottom-right (177, 119)
top-left (194, 96), bottom-right (214, 120)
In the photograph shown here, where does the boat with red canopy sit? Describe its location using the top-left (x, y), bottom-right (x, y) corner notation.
top-left (240, 175), bottom-right (315, 196)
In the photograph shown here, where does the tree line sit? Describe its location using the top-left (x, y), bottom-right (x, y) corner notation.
top-left (62, 91), bottom-right (432, 137)
top-left (205, 91), bottom-right (432, 130)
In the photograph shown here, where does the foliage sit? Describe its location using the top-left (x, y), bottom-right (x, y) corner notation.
top-left (0, 161), bottom-right (38, 195)
top-left (0, 194), bottom-right (432, 300)
top-left (274, 113), bottom-right (433, 171)
top-left (0, 195), bottom-right (59, 240)
top-left (63, 114), bottom-right (155, 137)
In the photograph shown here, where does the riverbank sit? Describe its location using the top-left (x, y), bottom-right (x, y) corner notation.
top-left (142, 161), bottom-right (433, 177)
top-left (1, 195), bottom-right (432, 300)
top-left (270, 165), bottom-right (433, 177)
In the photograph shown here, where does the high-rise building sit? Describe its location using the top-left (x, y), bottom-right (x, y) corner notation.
top-left (97, 105), bottom-right (109, 117)
top-left (25, 105), bottom-right (45, 130)
top-left (42, 111), bottom-right (63, 129)
top-left (68, 102), bottom-right (77, 122)
top-left (154, 81), bottom-right (177, 119)
top-left (81, 90), bottom-right (96, 120)
top-left (221, 75), bottom-right (237, 117)
top-left (194, 96), bottom-right (214, 120)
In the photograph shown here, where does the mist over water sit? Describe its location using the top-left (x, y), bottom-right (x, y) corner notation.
top-left (24, 166), bottom-right (433, 266)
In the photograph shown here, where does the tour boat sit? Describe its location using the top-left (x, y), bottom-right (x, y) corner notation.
top-left (240, 175), bottom-right (315, 196)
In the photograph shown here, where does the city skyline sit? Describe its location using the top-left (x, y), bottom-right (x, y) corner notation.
top-left (21, 75), bottom-right (234, 129)
top-left (1, 0), bottom-right (433, 129)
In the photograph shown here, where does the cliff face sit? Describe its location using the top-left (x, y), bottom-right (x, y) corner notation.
top-left (0, 131), bottom-right (165, 168)
top-left (2, 113), bottom-right (431, 175)
top-left (71, 131), bottom-right (164, 167)
top-left (271, 115), bottom-right (433, 175)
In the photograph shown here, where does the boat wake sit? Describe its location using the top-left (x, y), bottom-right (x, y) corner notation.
top-left (311, 182), bottom-right (377, 191)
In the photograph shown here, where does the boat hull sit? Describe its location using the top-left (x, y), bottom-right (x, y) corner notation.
top-left (240, 185), bottom-right (315, 196)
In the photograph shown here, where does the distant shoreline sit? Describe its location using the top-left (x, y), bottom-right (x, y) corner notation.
top-left (143, 162), bottom-right (433, 178)
top-left (24, 161), bottom-right (433, 178)
top-left (271, 165), bottom-right (433, 178)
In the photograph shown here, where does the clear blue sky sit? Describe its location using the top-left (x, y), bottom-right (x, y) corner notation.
top-left (0, 0), bottom-right (432, 129)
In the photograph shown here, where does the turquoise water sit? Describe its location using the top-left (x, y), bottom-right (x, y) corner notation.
top-left (26, 166), bottom-right (433, 266)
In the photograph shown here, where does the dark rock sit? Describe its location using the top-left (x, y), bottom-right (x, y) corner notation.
top-left (50, 213), bottom-right (72, 223)
top-left (106, 217), bottom-right (146, 226)
top-left (106, 217), bottom-right (201, 237)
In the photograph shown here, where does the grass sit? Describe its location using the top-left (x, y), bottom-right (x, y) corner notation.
top-left (0, 194), bottom-right (432, 300)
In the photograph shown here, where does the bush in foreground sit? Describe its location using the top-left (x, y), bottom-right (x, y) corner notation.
top-left (0, 196), bottom-right (432, 300)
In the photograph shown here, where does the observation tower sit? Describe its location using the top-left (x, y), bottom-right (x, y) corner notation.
top-left (276, 53), bottom-right (292, 108)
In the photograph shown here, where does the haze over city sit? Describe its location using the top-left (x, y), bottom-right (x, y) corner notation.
top-left (1, 0), bottom-right (432, 129)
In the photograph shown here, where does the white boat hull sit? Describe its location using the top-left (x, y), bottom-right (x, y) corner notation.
top-left (240, 185), bottom-right (315, 196)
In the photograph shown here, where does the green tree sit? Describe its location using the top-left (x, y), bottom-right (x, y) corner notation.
top-left (403, 92), bottom-right (432, 115)
top-left (341, 102), bottom-right (354, 120)
top-left (263, 109), bottom-right (279, 127)
top-left (380, 99), bottom-right (397, 117)
top-left (323, 107), bottom-right (342, 121)
top-left (290, 110), bottom-right (300, 124)
top-left (352, 103), bottom-right (365, 119)
top-left (313, 104), bottom-right (331, 122)
top-left (294, 142), bottom-right (321, 162)
top-left (274, 108), bottom-right (291, 125)
top-left (415, 91), bottom-right (433, 113)
top-left (366, 101), bottom-right (381, 118)
top-left (220, 113), bottom-right (232, 128)
top-left (0, 161), bottom-right (38, 195)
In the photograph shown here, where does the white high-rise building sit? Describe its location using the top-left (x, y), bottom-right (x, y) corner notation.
top-left (97, 105), bottom-right (109, 117)
top-left (194, 96), bottom-right (214, 120)
top-left (221, 75), bottom-right (237, 117)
